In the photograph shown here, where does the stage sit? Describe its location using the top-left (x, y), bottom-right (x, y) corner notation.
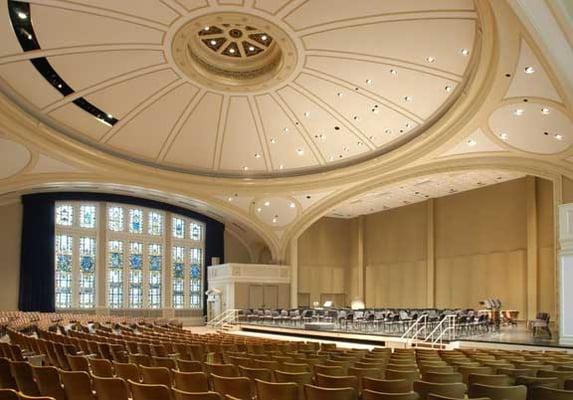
top-left (231, 322), bottom-right (572, 353)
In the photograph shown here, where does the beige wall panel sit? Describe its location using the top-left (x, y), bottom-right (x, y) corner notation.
top-left (224, 231), bottom-right (252, 263)
top-left (436, 250), bottom-right (526, 315)
top-left (0, 201), bottom-right (22, 310)
top-left (435, 178), bottom-right (527, 258)
top-left (535, 178), bottom-right (555, 317)
top-left (364, 202), bottom-right (427, 265)
top-left (365, 261), bottom-right (426, 308)
top-left (563, 176), bottom-right (573, 203)
top-left (277, 284), bottom-right (290, 308)
top-left (538, 246), bottom-right (555, 315)
top-left (234, 282), bottom-right (250, 309)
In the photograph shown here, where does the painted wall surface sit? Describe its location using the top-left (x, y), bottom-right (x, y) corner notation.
top-left (0, 201), bottom-right (22, 310)
top-left (224, 230), bottom-right (252, 263)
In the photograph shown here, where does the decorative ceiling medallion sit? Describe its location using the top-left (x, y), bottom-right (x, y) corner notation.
top-left (172, 13), bottom-right (297, 92)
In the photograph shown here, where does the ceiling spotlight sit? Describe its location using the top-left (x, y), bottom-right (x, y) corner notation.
top-left (467, 139), bottom-right (477, 146)
top-left (499, 132), bottom-right (509, 141)
top-left (426, 56), bottom-right (436, 63)
top-left (365, 79), bottom-right (373, 85)
top-left (524, 66), bottom-right (535, 74)
top-left (319, 134), bottom-right (325, 140)
top-left (385, 128), bottom-right (392, 134)
top-left (210, 40), bottom-right (217, 45)
top-left (248, 46), bottom-right (255, 51)
top-left (279, 164), bottom-right (284, 170)
top-left (357, 141), bottom-right (364, 146)
top-left (460, 48), bottom-right (470, 56)
top-left (107, 113), bottom-right (113, 119)
top-left (296, 148), bottom-right (304, 155)
top-left (227, 197), bottom-right (233, 202)
top-left (445, 85), bottom-right (453, 92)
top-left (256, 207), bottom-right (262, 213)
top-left (27, 34), bottom-right (32, 40)
top-left (303, 111), bottom-right (310, 118)
top-left (242, 166), bottom-right (249, 171)
top-left (272, 217), bottom-right (278, 223)
top-left (270, 138), bottom-right (276, 144)
top-left (264, 201), bottom-right (270, 206)
top-left (513, 108), bottom-right (524, 116)
top-left (57, 84), bottom-right (62, 89)
top-left (289, 202), bottom-right (296, 208)
top-left (204, 26), bottom-right (210, 31)
top-left (337, 92), bottom-right (343, 97)
top-left (229, 48), bottom-right (236, 54)
top-left (261, 35), bottom-right (268, 41)
top-left (404, 96), bottom-right (412, 102)
top-left (405, 122), bottom-right (411, 128)
top-left (283, 127), bottom-right (289, 133)
top-left (343, 146), bottom-right (350, 152)
top-left (390, 69), bottom-right (397, 75)
top-left (555, 133), bottom-right (564, 141)
top-left (541, 107), bottom-right (551, 115)
top-left (17, 11), bottom-right (27, 19)
top-left (371, 108), bottom-right (379, 114)
top-left (254, 153), bottom-right (261, 158)
top-left (353, 115), bottom-right (360, 121)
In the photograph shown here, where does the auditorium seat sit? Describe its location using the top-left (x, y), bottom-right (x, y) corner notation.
top-left (531, 386), bottom-right (573, 400)
top-left (172, 371), bottom-right (209, 393)
top-left (421, 372), bottom-right (463, 384)
top-left (172, 388), bottom-right (222, 400)
top-left (129, 380), bottom-right (171, 400)
top-left (89, 358), bottom-right (114, 378)
top-left (31, 366), bottom-right (64, 400)
top-left (412, 381), bottom-right (466, 400)
top-left (9, 361), bottom-right (40, 396)
top-left (176, 360), bottom-right (202, 373)
top-left (468, 383), bottom-right (527, 400)
top-left (59, 371), bottom-right (94, 400)
top-left (467, 373), bottom-right (514, 387)
top-left (211, 375), bottom-right (252, 400)
top-left (362, 389), bottom-right (419, 400)
top-left (255, 379), bottom-right (298, 400)
top-left (0, 389), bottom-right (18, 400)
top-left (139, 366), bottom-right (171, 387)
top-left (92, 376), bottom-right (129, 400)
top-left (304, 384), bottom-right (357, 400)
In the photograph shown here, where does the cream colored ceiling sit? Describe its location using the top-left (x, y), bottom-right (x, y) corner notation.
top-left (0, 0), bottom-right (572, 261)
top-left (0, 0), bottom-right (477, 177)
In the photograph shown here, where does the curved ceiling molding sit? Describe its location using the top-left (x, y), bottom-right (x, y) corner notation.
top-left (440, 128), bottom-right (506, 157)
top-left (0, 137), bottom-right (31, 179)
top-left (504, 40), bottom-right (561, 102)
top-left (488, 101), bottom-right (572, 154)
top-left (30, 154), bottom-right (83, 174)
top-left (0, 0), bottom-right (479, 177)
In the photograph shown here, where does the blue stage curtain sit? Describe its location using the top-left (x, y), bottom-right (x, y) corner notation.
top-left (19, 194), bottom-right (56, 312)
top-left (18, 192), bottom-right (224, 314)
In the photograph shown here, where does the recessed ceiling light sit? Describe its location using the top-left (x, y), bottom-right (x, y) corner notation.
top-left (264, 201), bottom-right (270, 206)
top-left (279, 164), bottom-right (284, 170)
top-left (467, 139), bottom-right (477, 146)
top-left (57, 84), bottom-right (62, 89)
top-left (227, 197), bottom-right (233, 202)
top-left (460, 48), bottom-right (470, 56)
top-left (242, 166), bottom-right (249, 171)
top-left (289, 202), bottom-right (296, 208)
top-left (272, 217), bottom-right (278, 223)
top-left (17, 12), bottom-right (27, 19)
top-left (353, 115), bottom-right (360, 121)
top-left (445, 85), bottom-right (453, 92)
top-left (229, 48), bottom-right (236, 54)
top-left (283, 127), bottom-right (289, 134)
top-left (524, 66), bottom-right (535, 74)
top-left (337, 92), bottom-right (343, 97)
top-left (365, 79), bottom-right (373, 85)
top-left (248, 46), bottom-right (255, 51)
top-left (303, 111), bottom-right (310, 118)
top-left (385, 129), bottom-right (392, 134)
top-left (319, 134), bottom-right (325, 140)
top-left (254, 153), bottom-right (261, 159)
top-left (555, 133), bottom-right (563, 141)
top-left (513, 108), bottom-right (524, 116)
top-left (343, 146), bottom-right (350, 153)
top-left (390, 69), bottom-right (397, 75)
top-left (204, 26), bottom-right (210, 31)
top-left (270, 138), bottom-right (276, 144)
top-left (357, 141), bottom-right (363, 146)
top-left (426, 56), bottom-right (436, 63)
top-left (405, 122), bottom-right (411, 128)
top-left (296, 148), bottom-right (304, 155)
top-left (256, 207), bottom-right (262, 213)
top-left (27, 34), bottom-right (32, 40)
top-left (368, 135), bottom-right (374, 140)
top-left (371, 108), bottom-right (380, 114)
top-left (404, 96), bottom-right (412, 102)
top-left (107, 113), bottom-right (113, 119)
top-left (499, 132), bottom-right (509, 141)
top-left (210, 40), bottom-right (217, 45)
top-left (261, 35), bottom-right (268, 40)
top-left (541, 107), bottom-right (551, 115)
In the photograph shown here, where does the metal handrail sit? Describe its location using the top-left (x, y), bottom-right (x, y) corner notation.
top-left (207, 309), bottom-right (239, 329)
top-left (401, 314), bottom-right (428, 347)
top-left (424, 314), bottom-right (457, 348)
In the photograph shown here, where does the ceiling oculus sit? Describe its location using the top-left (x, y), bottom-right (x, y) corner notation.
top-left (172, 13), bottom-right (297, 92)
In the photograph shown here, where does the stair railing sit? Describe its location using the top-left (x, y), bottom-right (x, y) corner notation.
top-left (400, 314), bottom-right (428, 347)
top-left (423, 314), bottom-right (457, 348)
top-left (207, 309), bottom-right (239, 329)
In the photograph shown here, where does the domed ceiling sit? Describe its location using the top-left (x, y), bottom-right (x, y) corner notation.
top-left (0, 0), bottom-right (478, 177)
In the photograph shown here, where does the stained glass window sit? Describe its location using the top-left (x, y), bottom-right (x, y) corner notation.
top-left (108, 240), bottom-right (123, 308)
top-left (55, 235), bottom-right (73, 308)
top-left (79, 205), bottom-right (96, 228)
top-left (172, 246), bottom-right (185, 308)
top-left (56, 205), bottom-right (73, 226)
top-left (108, 206), bottom-right (124, 232)
top-left (129, 242), bottom-right (143, 308)
top-left (78, 237), bottom-right (96, 308)
top-left (190, 248), bottom-right (202, 308)
top-left (129, 209), bottom-right (143, 234)
top-left (148, 212), bottom-right (163, 236)
top-left (149, 244), bottom-right (162, 308)
top-left (172, 217), bottom-right (185, 239)
top-left (190, 223), bottom-right (202, 241)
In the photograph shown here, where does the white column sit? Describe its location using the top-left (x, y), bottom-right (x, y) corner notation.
top-left (559, 204), bottom-right (573, 345)
top-left (290, 240), bottom-right (298, 308)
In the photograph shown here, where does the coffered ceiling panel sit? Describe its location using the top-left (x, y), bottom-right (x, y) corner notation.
top-left (0, 1), bottom-right (23, 57)
top-left (0, 0), bottom-right (479, 177)
top-left (32, 4), bottom-right (165, 48)
top-left (107, 83), bottom-right (199, 159)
